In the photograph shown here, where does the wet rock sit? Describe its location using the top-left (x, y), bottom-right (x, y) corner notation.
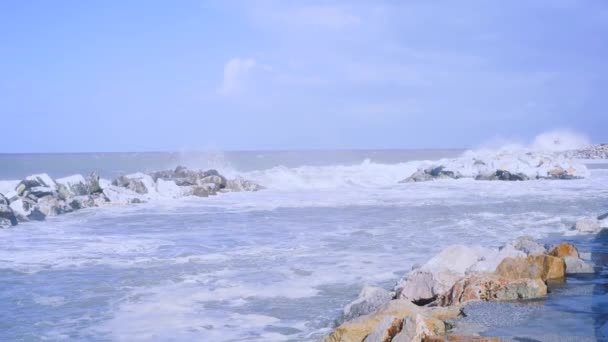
top-left (112, 173), bottom-right (154, 194)
top-left (401, 169), bottom-right (434, 183)
top-left (87, 172), bottom-right (103, 194)
top-left (190, 185), bottom-right (217, 197)
top-left (339, 286), bottom-right (393, 324)
top-left (598, 212), bottom-right (608, 221)
top-left (495, 255), bottom-right (565, 281)
top-left (56, 174), bottom-right (90, 197)
top-left (495, 170), bottom-right (528, 181)
top-left (0, 194), bottom-right (18, 227)
top-left (507, 236), bottom-right (547, 256)
top-left (224, 177), bottom-right (265, 192)
top-left (35, 195), bottom-right (72, 217)
top-left (467, 245), bottom-right (525, 273)
top-left (437, 274), bottom-right (547, 306)
top-left (563, 256), bottom-right (594, 274)
top-left (362, 315), bottom-right (402, 342)
top-left (549, 242), bottom-right (579, 258)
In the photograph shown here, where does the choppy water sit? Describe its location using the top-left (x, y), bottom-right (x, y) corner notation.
top-left (1, 151), bottom-right (608, 341)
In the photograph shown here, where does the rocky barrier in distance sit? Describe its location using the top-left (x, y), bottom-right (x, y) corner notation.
top-left (323, 213), bottom-right (608, 342)
top-left (400, 149), bottom-right (591, 183)
top-left (0, 166), bottom-right (264, 228)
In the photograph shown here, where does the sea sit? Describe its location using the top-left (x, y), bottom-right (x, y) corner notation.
top-left (1, 149), bottom-right (607, 341)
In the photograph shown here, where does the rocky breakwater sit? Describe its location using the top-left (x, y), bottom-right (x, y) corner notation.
top-left (323, 214), bottom-right (607, 342)
top-left (401, 150), bottom-right (587, 183)
top-left (0, 166), bottom-right (263, 228)
top-left (563, 143), bottom-right (608, 160)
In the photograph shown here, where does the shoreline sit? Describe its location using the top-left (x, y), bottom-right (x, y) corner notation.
top-left (323, 214), bottom-right (608, 342)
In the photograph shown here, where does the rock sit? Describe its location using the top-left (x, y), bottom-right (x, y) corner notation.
top-left (87, 172), bottom-right (103, 194)
top-left (112, 173), bottom-right (155, 194)
top-left (495, 255), bottom-right (565, 281)
top-left (495, 170), bottom-right (528, 181)
top-left (190, 185), bottom-right (217, 197)
top-left (392, 314), bottom-right (445, 342)
top-left (425, 337), bottom-right (500, 342)
top-left (401, 169), bottom-right (434, 183)
top-left (574, 217), bottom-right (602, 233)
top-left (563, 256), bottom-right (594, 274)
top-left (549, 242), bottom-right (579, 258)
top-left (155, 179), bottom-right (184, 198)
top-left (467, 244), bottom-right (525, 273)
top-left (9, 199), bottom-right (29, 222)
top-left (324, 300), bottom-right (462, 342)
top-left (362, 315), bottom-right (402, 342)
top-left (437, 274), bottom-right (547, 306)
top-left (35, 195), bottom-right (72, 217)
top-left (56, 174), bottom-right (90, 197)
top-left (0, 194), bottom-right (18, 227)
top-left (27, 186), bottom-right (57, 198)
top-left (339, 286), bottom-right (393, 324)
top-left (224, 177), bottom-right (265, 192)
top-left (69, 193), bottom-right (108, 210)
top-left (508, 236), bottom-right (547, 256)
top-left (598, 212), bottom-right (608, 221)
top-left (396, 245), bottom-right (487, 303)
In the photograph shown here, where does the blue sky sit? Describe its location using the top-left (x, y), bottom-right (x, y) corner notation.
top-left (1, 1), bottom-right (607, 152)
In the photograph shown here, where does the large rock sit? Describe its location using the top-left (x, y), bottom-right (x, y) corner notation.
top-left (324, 300), bottom-right (462, 342)
top-left (466, 244), bottom-right (525, 273)
top-left (56, 174), bottom-right (90, 197)
top-left (396, 245), bottom-right (487, 303)
top-left (35, 195), bottom-right (72, 217)
top-left (362, 315), bottom-right (402, 342)
top-left (563, 256), bottom-right (594, 274)
top-left (224, 177), bottom-right (265, 192)
top-left (549, 242), bottom-right (579, 258)
top-left (495, 255), bottom-right (565, 281)
top-left (392, 314), bottom-right (445, 342)
top-left (437, 274), bottom-right (547, 306)
top-left (508, 236), bottom-right (547, 256)
top-left (112, 173), bottom-right (155, 194)
top-left (339, 286), bottom-right (393, 324)
top-left (0, 194), bottom-right (18, 227)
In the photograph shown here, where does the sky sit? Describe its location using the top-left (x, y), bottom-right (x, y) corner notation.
top-left (1, 0), bottom-right (607, 152)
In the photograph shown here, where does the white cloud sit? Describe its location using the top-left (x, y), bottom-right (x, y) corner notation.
top-left (219, 58), bottom-right (256, 95)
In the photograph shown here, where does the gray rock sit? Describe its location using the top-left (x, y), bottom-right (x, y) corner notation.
top-left (564, 256), bottom-right (594, 274)
top-left (88, 172), bottom-right (103, 194)
top-left (598, 212), bottom-right (608, 221)
top-left (191, 185), bottom-right (217, 197)
top-left (495, 169), bottom-right (529, 181)
top-left (509, 236), bottom-right (547, 256)
top-left (400, 169), bottom-right (433, 183)
top-left (225, 177), bottom-right (265, 192)
top-left (35, 196), bottom-right (72, 217)
top-left (0, 194), bottom-right (18, 227)
top-left (112, 174), bottom-right (151, 194)
top-left (200, 175), bottom-right (227, 189)
top-left (338, 286), bottom-right (393, 324)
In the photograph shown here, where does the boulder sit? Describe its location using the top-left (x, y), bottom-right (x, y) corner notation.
top-left (362, 315), bottom-right (402, 342)
top-left (392, 314), bottom-right (445, 342)
top-left (495, 255), bottom-right (565, 281)
top-left (27, 186), bottom-right (57, 198)
top-left (35, 195), bottom-right (72, 217)
top-left (563, 256), bottom-right (594, 274)
top-left (495, 170), bottom-right (528, 181)
top-left (190, 185), bottom-right (217, 197)
top-left (401, 169), bottom-right (434, 183)
top-left (225, 177), bottom-right (265, 192)
top-left (112, 173), bottom-right (155, 194)
top-left (56, 174), bottom-right (90, 197)
top-left (9, 199), bottom-right (29, 222)
top-left (549, 242), bottom-right (579, 258)
top-left (324, 300), bottom-right (461, 342)
top-left (598, 212), bottom-right (608, 221)
top-left (574, 218), bottom-right (602, 233)
top-left (339, 286), bottom-right (393, 324)
top-left (396, 245), bottom-right (487, 303)
top-left (467, 244), bottom-right (525, 273)
top-left (69, 193), bottom-right (108, 210)
top-left (0, 194), bottom-right (18, 227)
top-left (437, 274), bottom-right (547, 306)
top-left (508, 236), bottom-right (547, 256)
top-left (87, 172), bottom-right (103, 194)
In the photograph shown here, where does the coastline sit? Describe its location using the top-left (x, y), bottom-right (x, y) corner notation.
top-left (322, 214), bottom-right (608, 342)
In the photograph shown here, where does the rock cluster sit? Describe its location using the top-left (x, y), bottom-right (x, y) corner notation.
top-left (0, 166), bottom-right (263, 228)
top-left (400, 151), bottom-right (587, 183)
top-left (563, 144), bottom-right (608, 159)
top-left (325, 232), bottom-right (598, 342)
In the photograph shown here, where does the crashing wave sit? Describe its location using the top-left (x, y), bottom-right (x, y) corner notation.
top-left (0, 166), bottom-right (263, 228)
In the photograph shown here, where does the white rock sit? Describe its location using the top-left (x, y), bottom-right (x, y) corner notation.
top-left (25, 173), bottom-right (57, 189)
top-left (507, 236), bottom-right (547, 256)
top-left (467, 244), bottom-right (526, 273)
top-left (564, 256), bottom-right (594, 274)
top-left (56, 174), bottom-right (89, 197)
top-left (339, 286), bottom-right (393, 324)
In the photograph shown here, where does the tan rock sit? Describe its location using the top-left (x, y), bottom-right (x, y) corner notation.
top-left (362, 315), bottom-right (402, 342)
top-left (323, 300), bottom-right (462, 342)
top-left (549, 242), bottom-right (579, 258)
top-left (495, 255), bottom-right (565, 281)
top-left (437, 274), bottom-right (547, 306)
top-left (392, 314), bottom-right (445, 342)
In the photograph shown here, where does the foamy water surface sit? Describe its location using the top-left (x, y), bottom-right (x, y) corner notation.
top-left (1, 151), bottom-right (608, 341)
